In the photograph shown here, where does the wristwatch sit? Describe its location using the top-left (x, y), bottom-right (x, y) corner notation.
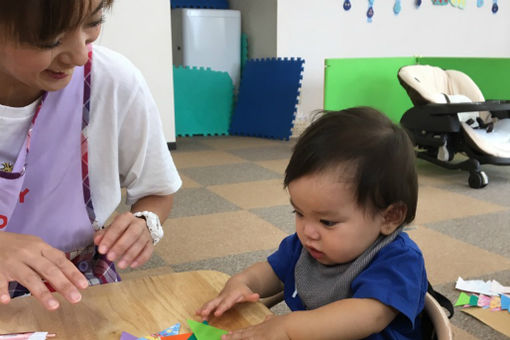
top-left (133, 211), bottom-right (164, 245)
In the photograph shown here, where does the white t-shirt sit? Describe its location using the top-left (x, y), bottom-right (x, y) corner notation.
top-left (0, 45), bottom-right (182, 225)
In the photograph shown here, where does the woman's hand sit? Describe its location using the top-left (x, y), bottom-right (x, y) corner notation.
top-left (0, 232), bottom-right (88, 310)
top-left (94, 212), bottom-right (153, 269)
top-left (222, 315), bottom-right (290, 340)
top-left (196, 278), bottom-right (260, 320)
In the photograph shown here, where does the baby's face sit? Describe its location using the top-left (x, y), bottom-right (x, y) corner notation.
top-left (289, 170), bottom-right (385, 265)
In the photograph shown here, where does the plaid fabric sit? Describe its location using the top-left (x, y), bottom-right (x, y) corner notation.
top-left (9, 245), bottom-right (120, 298)
top-left (8, 46), bottom-right (120, 299)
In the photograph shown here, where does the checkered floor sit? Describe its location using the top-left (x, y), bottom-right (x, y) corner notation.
top-left (119, 135), bottom-right (510, 340)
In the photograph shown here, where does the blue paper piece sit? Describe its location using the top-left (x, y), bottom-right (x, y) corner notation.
top-left (159, 323), bottom-right (181, 336)
top-left (229, 57), bottom-right (304, 140)
top-left (170, 0), bottom-right (229, 9)
top-left (120, 332), bottom-right (138, 340)
top-left (501, 294), bottom-right (510, 311)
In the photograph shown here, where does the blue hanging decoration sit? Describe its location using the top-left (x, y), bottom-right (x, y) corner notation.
top-left (492, 0), bottom-right (498, 13)
top-left (394, 0), bottom-right (401, 14)
top-left (367, 0), bottom-right (374, 22)
top-left (343, 0), bottom-right (352, 10)
top-left (477, 0), bottom-right (484, 7)
top-left (416, 0), bottom-right (422, 7)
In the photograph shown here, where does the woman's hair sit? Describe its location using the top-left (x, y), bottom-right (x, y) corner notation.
top-left (284, 107), bottom-right (418, 225)
top-left (0, 0), bottom-right (113, 45)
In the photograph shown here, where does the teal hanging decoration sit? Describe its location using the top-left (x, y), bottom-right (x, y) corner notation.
top-left (394, 0), bottom-right (401, 14)
top-left (492, 0), bottom-right (498, 13)
top-left (432, 0), bottom-right (448, 5)
top-left (343, 0), bottom-right (352, 10)
top-left (367, 0), bottom-right (374, 22)
top-left (477, 0), bottom-right (484, 7)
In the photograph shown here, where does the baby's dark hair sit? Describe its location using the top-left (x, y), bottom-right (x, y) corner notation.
top-left (0, 0), bottom-right (113, 45)
top-left (284, 107), bottom-right (418, 225)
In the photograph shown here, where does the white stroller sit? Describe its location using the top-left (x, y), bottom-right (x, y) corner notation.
top-left (398, 64), bottom-right (510, 188)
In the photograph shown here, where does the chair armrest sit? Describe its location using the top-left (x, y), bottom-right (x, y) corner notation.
top-left (260, 291), bottom-right (284, 308)
top-left (412, 101), bottom-right (510, 116)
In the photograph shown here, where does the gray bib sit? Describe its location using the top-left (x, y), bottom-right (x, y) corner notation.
top-left (294, 227), bottom-right (402, 309)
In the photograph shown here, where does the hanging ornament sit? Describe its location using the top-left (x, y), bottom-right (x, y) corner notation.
top-left (416, 0), bottom-right (422, 7)
top-left (477, 0), bottom-right (484, 7)
top-left (449, 0), bottom-right (465, 9)
top-left (492, 0), bottom-right (498, 13)
top-left (431, 0), bottom-right (448, 5)
top-left (367, 0), bottom-right (374, 22)
top-left (394, 0), bottom-right (402, 14)
top-left (343, 0), bottom-right (352, 11)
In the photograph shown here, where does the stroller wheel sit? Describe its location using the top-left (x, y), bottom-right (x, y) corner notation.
top-left (468, 171), bottom-right (489, 189)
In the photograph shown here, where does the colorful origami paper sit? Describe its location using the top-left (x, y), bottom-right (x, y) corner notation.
top-left (455, 292), bottom-right (470, 306)
top-left (187, 320), bottom-right (228, 340)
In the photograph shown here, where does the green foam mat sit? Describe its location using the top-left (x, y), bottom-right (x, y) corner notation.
top-left (241, 33), bottom-right (248, 73)
top-left (173, 66), bottom-right (234, 136)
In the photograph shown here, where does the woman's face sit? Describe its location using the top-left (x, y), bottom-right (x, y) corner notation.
top-left (0, 0), bottom-right (104, 106)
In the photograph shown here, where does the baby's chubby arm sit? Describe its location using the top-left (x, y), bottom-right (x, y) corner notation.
top-left (222, 297), bottom-right (398, 340)
top-left (196, 261), bottom-right (283, 320)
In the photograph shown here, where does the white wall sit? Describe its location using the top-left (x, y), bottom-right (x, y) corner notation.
top-left (98, 0), bottom-right (176, 144)
top-left (230, 0), bottom-right (277, 59)
top-left (277, 0), bottom-right (510, 124)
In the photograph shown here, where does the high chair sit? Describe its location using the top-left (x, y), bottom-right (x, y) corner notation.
top-left (398, 64), bottom-right (510, 188)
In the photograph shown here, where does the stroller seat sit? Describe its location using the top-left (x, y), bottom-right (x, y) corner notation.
top-left (398, 64), bottom-right (510, 188)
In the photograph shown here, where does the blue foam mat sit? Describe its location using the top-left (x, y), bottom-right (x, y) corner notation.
top-left (229, 57), bottom-right (304, 140)
top-left (171, 0), bottom-right (229, 9)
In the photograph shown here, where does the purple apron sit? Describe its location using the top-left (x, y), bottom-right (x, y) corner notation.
top-left (0, 47), bottom-right (120, 297)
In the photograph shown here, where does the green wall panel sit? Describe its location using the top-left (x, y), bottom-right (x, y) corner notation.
top-left (324, 56), bottom-right (510, 122)
top-left (418, 57), bottom-right (510, 101)
top-left (324, 57), bottom-right (416, 122)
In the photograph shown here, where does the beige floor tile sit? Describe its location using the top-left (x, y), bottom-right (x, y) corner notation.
top-left (452, 325), bottom-right (479, 340)
top-left (172, 150), bottom-right (246, 169)
top-left (180, 174), bottom-right (201, 189)
top-left (407, 226), bottom-right (510, 285)
top-left (208, 179), bottom-right (289, 209)
top-left (255, 159), bottom-right (289, 175)
top-left (418, 172), bottom-right (465, 187)
top-left (200, 136), bottom-right (288, 150)
top-left (157, 211), bottom-right (288, 265)
top-left (414, 186), bottom-right (507, 225)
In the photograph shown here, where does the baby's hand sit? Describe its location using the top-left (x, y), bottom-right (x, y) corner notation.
top-left (222, 315), bottom-right (290, 340)
top-left (196, 279), bottom-right (260, 320)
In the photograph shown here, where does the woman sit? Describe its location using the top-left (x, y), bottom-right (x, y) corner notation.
top-left (0, 0), bottom-right (181, 310)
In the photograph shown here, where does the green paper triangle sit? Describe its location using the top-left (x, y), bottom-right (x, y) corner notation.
top-left (187, 319), bottom-right (228, 340)
top-left (186, 321), bottom-right (208, 340)
top-left (469, 294), bottom-right (479, 306)
top-left (455, 292), bottom-right (471, 306)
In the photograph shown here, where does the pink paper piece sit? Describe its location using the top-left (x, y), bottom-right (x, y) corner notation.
top-left (477, 294), bottom-right (492, 308)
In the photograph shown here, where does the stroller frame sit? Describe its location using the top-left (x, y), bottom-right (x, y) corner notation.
top-left (400, 101), bottom-right (510, 188)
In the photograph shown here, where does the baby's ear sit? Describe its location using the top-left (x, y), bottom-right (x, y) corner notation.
top-left (380, 202), bottom-right (407, 235)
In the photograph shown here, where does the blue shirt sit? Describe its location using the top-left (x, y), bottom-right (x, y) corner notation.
top-left (267, 232), bottom-right (427, 340)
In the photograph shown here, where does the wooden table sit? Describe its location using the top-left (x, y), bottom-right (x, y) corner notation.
top-left (0, 270), bottom-right (273, 339)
